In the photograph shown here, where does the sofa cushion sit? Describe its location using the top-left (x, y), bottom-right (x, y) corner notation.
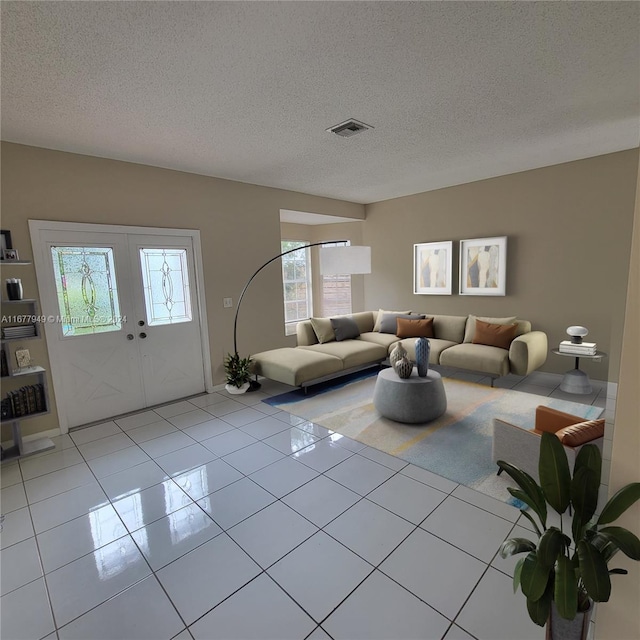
top-left (432, 315), bottom-right (468, 343)
top-left (379, 313), bottom-right (418, 334)
top-left (359, 332), bottom-right (401, 350)
top-left (300, 341), bottom-right (387, 369)
top-left (349, 311), bottom-right (377, 334)
top-left (310, 317), bottom-right (335, 344)
top-left (440, 343), bottom-right (511, 376)
top-left (252, 348), bottom-right (343, 387)
top-left (463, 315), bottom-right (517, 343)
top-left (331, 316), bottom-right (361, 341)
top-left (398, 338), bottom-right (457, 363)
top-left (555, 420), bottom-right (605, 447)
top-left (396, 317), bottom-right (434, 339)
top-left (473, 319), bottom-right (518, 350)
top-left (373, 309), bottom-right (412, 332)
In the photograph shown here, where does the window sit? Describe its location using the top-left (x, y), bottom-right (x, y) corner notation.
top-left (321, 241), bottom-right (352, 317)
top-left (50, 246), bottom-right (123, 337)
top-left (139, 248), bottom-right (192, 326)
top-left (281, 240), bottom-right (312, 336)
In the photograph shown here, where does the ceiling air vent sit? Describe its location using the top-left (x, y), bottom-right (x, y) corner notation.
top-left (327, 119), bottom-right (373, 138)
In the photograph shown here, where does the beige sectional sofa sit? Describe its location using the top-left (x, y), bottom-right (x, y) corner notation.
top-left (252, 310), bottom-right (548, 389)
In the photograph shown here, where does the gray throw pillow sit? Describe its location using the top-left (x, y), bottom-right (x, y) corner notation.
top-left (330, 317), bottom-right (361, 341)
top-left (379, 313), bottom-right (422, 334)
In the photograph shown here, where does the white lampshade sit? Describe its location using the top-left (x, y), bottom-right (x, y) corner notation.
top-left (319, 246), bottom-right (371, 275)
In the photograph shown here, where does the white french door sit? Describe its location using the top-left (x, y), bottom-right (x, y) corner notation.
top-left (30, 222), bottom-right (211, 431)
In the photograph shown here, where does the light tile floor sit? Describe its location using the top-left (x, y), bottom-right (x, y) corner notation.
top-left (0, 371), bottom-right (611, 640)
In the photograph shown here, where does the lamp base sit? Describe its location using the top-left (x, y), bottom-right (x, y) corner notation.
top-left (247, 379), bottom-right (262, 392)
top-left (559, 369), bottom-right (593, 395)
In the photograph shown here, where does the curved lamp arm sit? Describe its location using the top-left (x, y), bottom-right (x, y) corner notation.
top-left (233, 240), bottom-right (348, 356)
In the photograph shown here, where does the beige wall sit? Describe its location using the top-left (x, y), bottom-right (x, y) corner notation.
top-left (596, 152), bottom-right (640, 640)
top-left (363, 151), bottom-right (639, 381)
top-left (2, 143), bottom-right (638, 442)
top-left (280, 221), bottom-right (366, 317)
top-left (0, 142), bottom-right (364, 438)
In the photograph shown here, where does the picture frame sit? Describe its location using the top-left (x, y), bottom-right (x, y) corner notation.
top-left (413, 241), bottom-right (453, 295)
top-left (15, 349), bottom-right (31, 369)
top-left (459, 236), bottom-right (507, 296)
top-left (0, 230), bottom-right (12, 259)
top-left (2, 248), bottom-right (19, 261)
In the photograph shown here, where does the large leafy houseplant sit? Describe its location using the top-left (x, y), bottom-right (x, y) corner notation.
top-left (498, 432), bottom-right (640, 633)
top-left (224, 352), bottom-right (253, 389)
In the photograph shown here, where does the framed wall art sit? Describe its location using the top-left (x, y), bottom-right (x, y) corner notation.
top-left (459, 236), bottom-right (507, 296)
top-left (413, 241), bottom-right (453, 295)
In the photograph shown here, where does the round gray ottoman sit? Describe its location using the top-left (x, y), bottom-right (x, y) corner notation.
top-left (373, 368), bottom-right (447, 424)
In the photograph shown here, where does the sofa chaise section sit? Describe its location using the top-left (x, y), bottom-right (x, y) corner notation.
top-left (251, 347), bottom-right (343, 387)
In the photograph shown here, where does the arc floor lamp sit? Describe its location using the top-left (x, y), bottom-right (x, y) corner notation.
top-left (233, 241), bottom-right (372, 390)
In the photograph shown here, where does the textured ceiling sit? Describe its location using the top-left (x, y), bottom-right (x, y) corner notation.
top-left (2, 1), bottom-right (639, 204)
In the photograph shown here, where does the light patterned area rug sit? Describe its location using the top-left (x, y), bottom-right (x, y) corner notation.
top-left (264, 372), bottom-right (604, 504)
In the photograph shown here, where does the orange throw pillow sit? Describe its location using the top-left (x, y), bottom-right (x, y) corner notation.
top-left (396, 317), bottom-right (434, 339)
top-left (472, 319), bottom-right (518, 349)
top-left (555, 420), bottom-right (605, 447)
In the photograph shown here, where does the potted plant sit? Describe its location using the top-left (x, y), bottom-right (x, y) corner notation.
top-left (498, 432), bottom-right (640, 640)
top-left (224, 352), bottom-right (253, 394)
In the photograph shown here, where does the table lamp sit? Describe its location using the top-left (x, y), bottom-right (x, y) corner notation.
top-left (566, 325), bottom-right (589, 344)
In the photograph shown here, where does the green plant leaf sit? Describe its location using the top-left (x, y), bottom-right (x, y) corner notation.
top-left (513, 557), bottom-right (525, 593)
top-left (539, 432), bottom-right (571, 514)
top-left (595, 527), bottom-right (640, 560)
top-left (577, 540), bottom-right (611, 602)
top-left (497, 460), bottom-right (547, 526)
top-left (521, 551), bottom-right (551, 601)
top-left (538, 528), bottom-right (568, 568)
top-left (526, 577), bottom-right (553, 627)
top-left (507, 488), bottom-right (546, 528)
top-left (573, 444), bottom-right (602, 484)
top-left (608, 568), bottom-right (628, 575)
top-left (571, 466), bottom-right (599, 532)
top-left (500, 537), bottom-right (537, 559)
top-left (597, 483), bottom-right (640, 525)
top-left (554, 555), bottom-right (578, 620)
top-left (519, 509), bottom-right (542, 538)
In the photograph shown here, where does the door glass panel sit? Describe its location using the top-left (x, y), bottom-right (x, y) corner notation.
top-left (50, 246), bottom-right (123, 337)
top-left (139, 248), bottom-right (192, 326)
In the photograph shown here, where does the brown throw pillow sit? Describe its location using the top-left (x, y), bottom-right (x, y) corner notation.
top-left (555, 420), bottom-right (605, 447)
top-left (472, 319), bottom-right (518, 349)
top-left (396, 317), bottom-right (435, 339)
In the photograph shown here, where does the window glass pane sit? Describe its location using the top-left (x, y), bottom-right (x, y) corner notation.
top-left (322, 241), bottom-right (352, 316)
top-left (50, 246), bottom-right (123, 337)
top-left (139, 248), bottom-right (193, 326)
top-left (281, 240), bottom-right (312, 328)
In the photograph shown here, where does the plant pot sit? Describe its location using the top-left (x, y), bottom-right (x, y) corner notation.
top-left (225, 382), bottom-right (249, 394)
top-left (546, 601), bottom-right (594, 640)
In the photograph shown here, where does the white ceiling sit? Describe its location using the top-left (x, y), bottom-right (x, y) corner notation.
top-left (2, 2), bottom-right (638, 204)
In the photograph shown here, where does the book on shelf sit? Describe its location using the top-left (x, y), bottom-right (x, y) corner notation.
top-left (2, 324), bottom-right (37, 339)
top-left (558, 347), bottom-right (596, 356)
top-left (560, 340), bottom-right (596, 349)
top-left (3, 383), bottom-right (46, 419)
top-left (0, 349), bottom-right (8, 377)
top-left (559, 345), bottom-right (597, 355)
